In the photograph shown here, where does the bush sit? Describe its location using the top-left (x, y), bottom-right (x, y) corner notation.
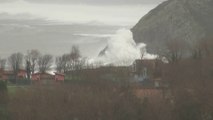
top-left (0, 81), bottom-right (7, 92)
top-left (0, 81), bottom-right (8, 120)
top-left (0, 81), bottom-right (7, 104)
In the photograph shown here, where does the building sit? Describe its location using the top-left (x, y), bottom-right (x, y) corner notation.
top-left (0, 69), bottom-right (7, 81)
top-left (17, 69), bottom-right (27, 79)
top-left (54, 72), bottom-right (65, 82)
top-left (32, 72), bottom-right (65, 85)
top-left (0, 69), bottom-right (27, 82)
top-left (132, 59), bottom-right (165, 88)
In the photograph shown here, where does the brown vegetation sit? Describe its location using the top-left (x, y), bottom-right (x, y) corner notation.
top-left (1, 39), bottom-right (213, 120)
top-left (8, 84), bottom-right (145, 120)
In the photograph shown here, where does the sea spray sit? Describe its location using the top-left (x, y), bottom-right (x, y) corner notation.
top-left (91, 28), bottom-right (157, 66)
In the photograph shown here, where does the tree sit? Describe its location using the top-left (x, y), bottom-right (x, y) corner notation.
top-left (25, 50), bottom-right (40, 74)
top-left (38, 54), bottom-right (53, 73)
top-left (8, 53), bottom-right (23, 83)
top-left (164, 40), bottom-right (186, 63)
top-left (25, 60), bottom-right (31, 80)
top-left (191, 39), bottom-right (213, 59)
top-left (71, 45), bottom-right (81, 60)
top-left (0, 81), bottom-right (7, 108)
top-left (25, 50), bottom-right (41, 80)
top-left (0, 58), bottom-right (6, 70)
top-left (55, 56), bottom-right (63, 73)
top-left (0, 81), bottom-right (7, 92)
top-left (55, 54), bottom-right (70, 73)
top-left (70, 45), bottom-right (81, 70)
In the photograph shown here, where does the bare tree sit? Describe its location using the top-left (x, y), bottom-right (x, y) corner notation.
top-left (55, 56), bottom-right (63, 73)
top-left (191, 39), bottom-right (213, 59)
top-left (38, 54), bottom-right (53, 73)
top-left (75, 57), bottom-right (86, 70)
top-left (71, 45), bottom-right (81, 60)
top-left (70, 45), bottom-right (81, 70)
top-left (55, 54), bottom-right (70, 73)
top-left (0, 58), bottom-right (6, 71)
top-left (25, 60), bottom-right (31, 80)
top-left (25, 50), bottom-right (41, 80)
top-left (8, 53), bottom-right (24, 83)
top-left (55, 47), bottom-right (86, 80)
top-left (25, 50), bottom-right (41, 74)
top-left (164, 40), bottom-right (186, 63)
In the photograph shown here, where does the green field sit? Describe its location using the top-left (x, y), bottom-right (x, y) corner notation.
top-left (7, 85), bottom-right (28, 95)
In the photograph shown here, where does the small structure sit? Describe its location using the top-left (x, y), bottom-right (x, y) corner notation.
top-left (17, 69), bottom-right (27, 79)
top-left (32, 72), bottom-right (65, 85)
top-left (0, 69), bottom-right (6, 81)
top-left (132, 59), bottom-right (165, 88)
top-left (54, 72), bottom-right (65, 82)
top-left (0, 69), bottom-right (27, 81)
top-left (1, 71), bottom-right (14, 81)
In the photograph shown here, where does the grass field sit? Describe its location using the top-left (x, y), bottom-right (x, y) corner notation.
top-left (7, 85), bottom-right (28, 95)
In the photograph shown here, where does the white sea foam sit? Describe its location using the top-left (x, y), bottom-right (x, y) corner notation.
top-left (91, 28), bottom-right (157, 66)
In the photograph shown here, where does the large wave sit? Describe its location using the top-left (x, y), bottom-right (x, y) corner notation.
top-left (90, 28), bottom-right (157, 66)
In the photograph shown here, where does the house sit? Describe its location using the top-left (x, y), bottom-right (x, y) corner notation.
top-left (17, 69), bottom-right (27, 79)
top-left (32, 72), bottom-right (55, 85)
top-left (54, 72), bottom-right (65, 82)
top-left (0, 69), bottom-right (6, 81)
top-left (32, 72), bottom-right (65, 85)
top-left (132, 59), bottom-right (163, 80)
top-left (132, 59), bottom-right (165, 88)
top-left (0, 69), bottom-right (27, 82)
top-left (1, 71), bottom-right (14, 81)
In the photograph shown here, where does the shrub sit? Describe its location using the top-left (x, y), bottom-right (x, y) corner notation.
top-left (0, 81), bottom-right (7, 92)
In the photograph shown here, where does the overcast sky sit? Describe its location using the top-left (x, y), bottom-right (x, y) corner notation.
top-left (0, 0), bottom-right (166, 26)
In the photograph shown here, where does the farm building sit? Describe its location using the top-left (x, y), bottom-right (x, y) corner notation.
top-left (32, 72), bottom-right (65, 85)
top-left (132, 59), bottom-right (166, 88)
top-left (0, 69), bottom-right (27, 81)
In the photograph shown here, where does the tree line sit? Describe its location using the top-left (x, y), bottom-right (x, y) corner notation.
top-left (0, 45), bottom-right (85, 81)
top-left (160, 38), bottom-right (213, 63)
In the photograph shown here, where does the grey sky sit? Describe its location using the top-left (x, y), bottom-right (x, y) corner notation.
top-left (0, 0), bottom-right (166, 60)
top-left (0, 0), bottom-right (165, 5)
top-left (0, 0), bottom-right (166, 26)
top-left (0, 0), bottom-right (15, 3)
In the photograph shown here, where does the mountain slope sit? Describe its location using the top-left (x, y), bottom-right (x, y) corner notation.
top-left (131, 0), bottom-right (213, 54)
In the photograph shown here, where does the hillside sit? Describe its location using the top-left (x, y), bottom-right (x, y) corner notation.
top-left (131, 0), bottom-right (213, 54)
